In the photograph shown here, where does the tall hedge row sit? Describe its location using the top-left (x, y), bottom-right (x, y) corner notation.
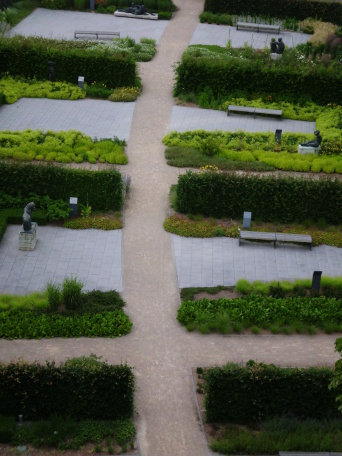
top-left (174, 55), bottom-right (342, 105)
top-left (204, 362), bottom-right (340, 423)
top-left (0, 37), bottom-right (137, 89)
top-left (0, 360), bottom-right (134, 420)
top-left (0, 163), bottom-right (123, 211)
top-left (175, 171), bottom-right (342, 223)
top-left (204, 0), bottom-right (342, 24)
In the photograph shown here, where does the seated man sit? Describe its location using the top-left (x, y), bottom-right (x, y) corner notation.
top-left (300, 130), bottom-right (322, 147)
top-left (276, 37), bottom-right (285, 54)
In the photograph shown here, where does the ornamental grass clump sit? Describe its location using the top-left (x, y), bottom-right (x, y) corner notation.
top-left (62, 276), bottom-right (84, 311)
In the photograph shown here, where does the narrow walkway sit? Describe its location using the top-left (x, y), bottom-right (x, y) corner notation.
top-left (0, 2), bottom-right (340, 456)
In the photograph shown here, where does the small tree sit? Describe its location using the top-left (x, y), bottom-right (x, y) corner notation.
top-left (329, 338), bottom-right (342, 411)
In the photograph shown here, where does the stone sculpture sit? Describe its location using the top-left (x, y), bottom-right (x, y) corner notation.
top-left (22, 202), bottom-right (36, 232)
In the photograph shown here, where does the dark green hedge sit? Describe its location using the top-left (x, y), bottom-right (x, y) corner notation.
top-left (203, 0), bottom-right (342, 24)
top-left (204, 361), bottom-right (340, 423)
top-left (0, 360), bottom-right (134, 420)
top-left (174, 55), bottom-right (342, 105)
top-left (175, 171), bottom-right (342, 223)
top-left (0, 37), bottom-right (137, 89)
top-left (0, 163), bottom-right (123, 211)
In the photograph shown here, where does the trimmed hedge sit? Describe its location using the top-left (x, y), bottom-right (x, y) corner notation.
top-left (0, 163), bottom-right (123, 211)
top-left (0, 37), bottom-right (137, 89)
top-left (204, 362), bottom-right (340, 423)
top-left (174, 54), bottom-right (342, 105)
top-left (203, 0), bottom-right (342, 24)
top-left (175, 171), bottom-right (342, 223)
top-left (0, 359), bottom-right (134, 420)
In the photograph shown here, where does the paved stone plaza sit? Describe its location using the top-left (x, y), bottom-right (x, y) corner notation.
top-left (0, 226), bottom-right (122, 294)
top-left (7, 7), bottom-right (169, 42)
top-left (189, 23), bottom-right (310, 48)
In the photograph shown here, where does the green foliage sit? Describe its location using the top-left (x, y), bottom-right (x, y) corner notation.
top-left (0, 358), bottom-right (134, 420)
top-left (178, 295), bottom-right (342, 333)
top-left (0, 162), bottom-right (123, 212)
top-left (45, 282), bottom-right (61, 312)
top-left (203, 0), bottom-right (342, 24)
top-left (0, 292), bottom-right (48, 312)
top-left (210, 417), bottom-right (342, 454)
top-left (164, 214), bottom-right (240, 238)
top-left (63, 216), bottom-right (122, 230)
top-left (0, 309), bottom-right (132, 339)
top-left (12, 416), bottom-right (134, 451)
top-left (108, 86), bottom-right (141, 102)
top-left (0, 415), bottom-right (15, 443)
top-left (174, 171), bottom-right (342, 223)
top-left (0, 76), bottom-right (85, 104)
top-left (0, 36), bottom-right (137, 89)
top-left (61, 276), bottom-right (84, 311)
top-left (204, 361), bottom-right (340, 424)
top-left (174, 46), bottom-right (342, 105)
top-left (0, 129), bottom-right (127, 165)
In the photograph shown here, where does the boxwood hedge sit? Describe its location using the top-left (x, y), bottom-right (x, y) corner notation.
top-left (0, 359), bottom-right (134, 420)
top-left (175, 171), bottom-right (342, 223)
top-left (204, 361), bottom-right (340, 423)
top-left (0, 163), bottom-right (123, 211)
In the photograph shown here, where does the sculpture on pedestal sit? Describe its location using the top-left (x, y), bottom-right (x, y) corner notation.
top-left (22, 202), bottom-right (36, 232)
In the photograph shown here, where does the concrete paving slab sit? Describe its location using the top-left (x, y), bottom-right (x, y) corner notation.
top-left (172, 235), bottom-right (342, 288)
top-left (190, 23), bottom-right (310, 49)
top-left (7, 8), bottom-right (169, 43)
top-left (169, 106), bottom-right (315, 134)
top-left (0, 98), bottom-right (135, 141)
top-left (0, 225), bottom-right (123, 293)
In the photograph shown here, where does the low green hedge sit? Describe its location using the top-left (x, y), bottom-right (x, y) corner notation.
top-left (0, 357), bottom-right (134, 420)
top-left (175, 171), bottom-right (342, 223)
top-left (204, 361), bottom-right (340, 423)
top-left (0, 36), bottom-right (137, 89)
top-left (178, 295), bottom-right (342, 332)
top-left (0, 130), bottom-right (127, 164)
top-left (0, 163), bottom-right (123, 212)
top-left (203, 0), bottom-right (342, 24)
top-left (0, 309), bottom-right (132, 339)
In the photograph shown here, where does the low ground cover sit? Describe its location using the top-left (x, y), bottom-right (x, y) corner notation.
top-left (4, 416), bottom-right (136, 453)
top-left (0, 129), bottom-right (127, 164)
top-left (164, 214), bottom-right (342, 247)
top-left (0, 281), bottom-right (132, 339)
top-left (179, 277), bottom-right (342, 334)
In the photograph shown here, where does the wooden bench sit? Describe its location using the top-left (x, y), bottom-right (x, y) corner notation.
top-left (74, 30), bottom-right (120, 40)
top-left (276, 233), bottom-right (312, 250)
top-left (227, 105), bottom-right (282, 119)
top-left (239, 230), bottom-right (312, 249)
top-left (236, 22), bottom-right (280, 34)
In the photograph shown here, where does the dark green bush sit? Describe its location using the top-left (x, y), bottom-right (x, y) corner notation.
top-left (0, 415), bottom-right (15, 443)
top-left (174, 53), bottom-right (342, 105)
top-left (0, 163), bottom-right (123, 212)
top-left (0, 358), bottom-right (134, 420)
top-left (175, 171), bottom-right (342, 223)
top-left (204, 362), bottom-right (340, 423)
top-left (0, 36), bottom-right (137, 89)
top-left (203, 0), bottom-right (342, 24)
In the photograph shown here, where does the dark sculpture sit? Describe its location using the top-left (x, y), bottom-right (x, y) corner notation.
top-left (300, 130), bottom-right (322, 148)
top-left (122, 2), bottom-right (151, 15)
top-left (271, 37), bottom-right (285, 54)
top-left (276, 37), bottom-right (285, 54)
top-left (22, 202), bottom-right (36, 232)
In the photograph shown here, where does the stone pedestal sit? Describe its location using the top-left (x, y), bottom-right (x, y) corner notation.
top-left (298, 145), bottom-right (320, 155)
top-left (270, 53), bottom-right (282, 60)
top-left (19, 223), bottom-right (37, 251)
